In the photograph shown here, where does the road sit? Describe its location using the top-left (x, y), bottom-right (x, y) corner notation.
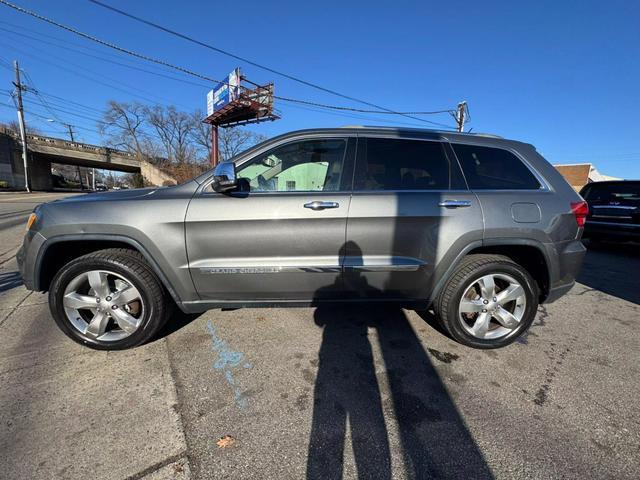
top-left (0, 192), bottom-right (638, 479)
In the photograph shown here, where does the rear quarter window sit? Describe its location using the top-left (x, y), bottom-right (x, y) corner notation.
top-left (452, 144), bottom-right (541, 190)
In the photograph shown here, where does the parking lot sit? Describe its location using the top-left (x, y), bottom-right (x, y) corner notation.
top-left (1, 192), bottom-right (638, 479)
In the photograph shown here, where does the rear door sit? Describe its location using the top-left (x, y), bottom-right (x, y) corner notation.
top-left (186, 136), bottom-right (355, 302)
top-left (344, 134), bottom-right (483, 300)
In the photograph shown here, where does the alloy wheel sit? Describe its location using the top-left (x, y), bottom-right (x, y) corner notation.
top-left (458, 273), bottom-right (527, 340)
top-left (62, 269), bottom-right (145, 342)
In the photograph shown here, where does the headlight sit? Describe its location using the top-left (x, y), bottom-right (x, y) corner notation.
top-left (26, 212), bottom-right (37, 231)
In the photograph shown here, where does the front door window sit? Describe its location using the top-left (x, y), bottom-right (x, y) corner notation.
top-left (237, 139), bottom-right (347, 192)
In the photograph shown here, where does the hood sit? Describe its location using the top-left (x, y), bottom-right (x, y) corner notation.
top-left (48, 187), bottom-right (160, 204)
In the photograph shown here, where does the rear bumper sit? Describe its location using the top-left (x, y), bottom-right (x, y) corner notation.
top-left (583, 221), bottom-right (640, 240)
top-left (542, 240), bottom-right (586, 304)
top-left (545, 281), bottom-right (575, 303)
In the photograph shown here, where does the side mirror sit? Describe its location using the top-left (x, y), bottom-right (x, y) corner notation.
top-left (212, 162), bottom-right (237, 193)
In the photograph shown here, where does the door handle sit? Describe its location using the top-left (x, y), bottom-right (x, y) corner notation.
top-left (438, 199), bottom-right (472, 208)
top-left (304, 201), bottom-right (339, 210)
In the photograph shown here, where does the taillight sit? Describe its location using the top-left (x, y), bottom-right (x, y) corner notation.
top-left (571, 201), bottom-right (589, 228)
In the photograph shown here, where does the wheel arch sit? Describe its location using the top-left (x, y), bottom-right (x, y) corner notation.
top-left (429, 238), bottom-right (552, 305)
top-left (35, 234), bottom-right (186, 309)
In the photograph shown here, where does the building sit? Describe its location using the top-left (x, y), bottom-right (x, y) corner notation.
top-left (553, 163), bottom-right (620, 191)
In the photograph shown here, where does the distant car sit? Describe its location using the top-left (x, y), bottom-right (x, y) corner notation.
top-left (95, 184), bottom-right (108, 191)
top-left (17, 127), bottom-right (587, 351)
top-left (580, 180), bottom-right (640, 243)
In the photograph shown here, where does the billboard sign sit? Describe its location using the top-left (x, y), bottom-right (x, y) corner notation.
top-left (207, 68), bottom-right (241, 115)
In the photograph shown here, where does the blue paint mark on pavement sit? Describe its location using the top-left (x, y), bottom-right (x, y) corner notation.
top-left (206, 320), bottom-right (252, 408)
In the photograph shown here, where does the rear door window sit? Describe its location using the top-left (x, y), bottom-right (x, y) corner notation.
top-left (452, 144), bottom-right (541, 190)
top-left (354, 138), bottom-right (464, 191)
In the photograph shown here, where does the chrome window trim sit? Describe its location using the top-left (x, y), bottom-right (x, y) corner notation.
top-left (200, 134), bottom-right (356, 193)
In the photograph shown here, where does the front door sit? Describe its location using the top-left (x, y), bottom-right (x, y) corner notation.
top-left (186, 136), bottom-right (355, 302)
top-left (345, 135), bottom-right (483, 300)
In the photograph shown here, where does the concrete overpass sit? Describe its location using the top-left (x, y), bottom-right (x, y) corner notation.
top-left (0, 128), bottom-right (176, 190)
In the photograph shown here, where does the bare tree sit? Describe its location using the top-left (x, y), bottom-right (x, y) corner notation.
top-left (97, 101), bottom-right (267, 186)
top-left (100, 101), bottom-right (149, 155)
top-left (1, 120), bottom-right (42, 135)
top-left (218, 127), bottom-right (266, 161)
top-left (187, 111), bottom-right (266, 162)
top-left (146, 105), bottom-right (194, 164)
top-left (188, 109), bottom-right (212, 160)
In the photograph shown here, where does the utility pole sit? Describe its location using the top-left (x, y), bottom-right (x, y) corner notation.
top-left (13, 61), bottom-right (30, 192)
top-left (455, 101), bottom-right (468, 133)
top-left (65, 124), bottom-right (84, 190)
top-left (66, 124), bottom-right (75, 142)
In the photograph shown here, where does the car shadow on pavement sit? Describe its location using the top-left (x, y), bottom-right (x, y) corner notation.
top-left (577, 240), bottom-right (640, 304)
top-left (307, 243), bottom-right (492, 479)
top-left (0, 271), bottom-right (23, 293)
top-left (154, 306), bottom-right (204, 341)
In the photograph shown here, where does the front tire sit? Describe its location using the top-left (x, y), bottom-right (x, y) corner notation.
top-left (49, 248), bottom-right (169, 350)
top-left (435, 254), bottom-right (539, 349)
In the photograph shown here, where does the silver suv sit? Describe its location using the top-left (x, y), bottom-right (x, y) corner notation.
top-left (17, 127), bottom-right (587, 350)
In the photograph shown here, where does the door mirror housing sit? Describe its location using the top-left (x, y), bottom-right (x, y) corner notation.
top-left (212, 162), bottom-right (238, 192)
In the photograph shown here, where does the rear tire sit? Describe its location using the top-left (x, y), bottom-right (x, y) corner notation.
top-left (435, 254), bottom-right (539, 349)
top-left (49, 248), bottom-right (169, 350)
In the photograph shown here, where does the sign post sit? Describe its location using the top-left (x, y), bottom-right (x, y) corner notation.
top-left (211, 124), bottom-right (219, 166)
top-left (204, 68), bottom-right (279, 165)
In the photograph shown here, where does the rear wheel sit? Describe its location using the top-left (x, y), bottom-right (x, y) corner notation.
top-left (49, 248), bottom-right (169, 350)
top-left (435, 254), bottom-right (539, 349)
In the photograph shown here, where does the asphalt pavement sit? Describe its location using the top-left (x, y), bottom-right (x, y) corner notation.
top-left (0, 192), bottom-right (638, 479)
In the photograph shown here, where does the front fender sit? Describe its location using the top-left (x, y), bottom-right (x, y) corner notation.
top-left (33, 233), bottom-right (196, 310)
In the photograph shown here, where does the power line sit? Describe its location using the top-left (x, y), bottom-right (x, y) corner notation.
top-left (2, 26), bottom-right (455, 122)
top-left (85, 0), bottom-right (447, 125)
top-left (0, 25), bottom-right (214, 89)
top-left (0, 28), bottom-right (454, 126)
top-left (0, 0), bottom-right (456, 127)
top-left (0, 42), bottom-right (193, 108)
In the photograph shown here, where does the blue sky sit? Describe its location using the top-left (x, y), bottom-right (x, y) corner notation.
top-left (0, 0), bottom-right (639, 178)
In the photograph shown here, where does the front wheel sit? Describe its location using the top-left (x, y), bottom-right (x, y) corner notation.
top-left (435, 254), bottom-right (539, 349)
top-left (49, 248), bottom-right (169, 350)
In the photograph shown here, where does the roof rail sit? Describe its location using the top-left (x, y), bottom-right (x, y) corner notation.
top-left (339, 125), bottom-right (503, 139)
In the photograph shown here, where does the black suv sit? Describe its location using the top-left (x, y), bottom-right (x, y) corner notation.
top-left (580, 180), bottom-right (640, 242)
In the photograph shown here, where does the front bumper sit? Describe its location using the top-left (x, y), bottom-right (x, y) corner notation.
top-left (16, 230), bottom-right (47, 291)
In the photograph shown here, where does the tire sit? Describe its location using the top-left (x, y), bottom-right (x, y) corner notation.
top-left (49, 248), bottom-right (169, 350)
top-left (435, 254), bottom-right (539, 349)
